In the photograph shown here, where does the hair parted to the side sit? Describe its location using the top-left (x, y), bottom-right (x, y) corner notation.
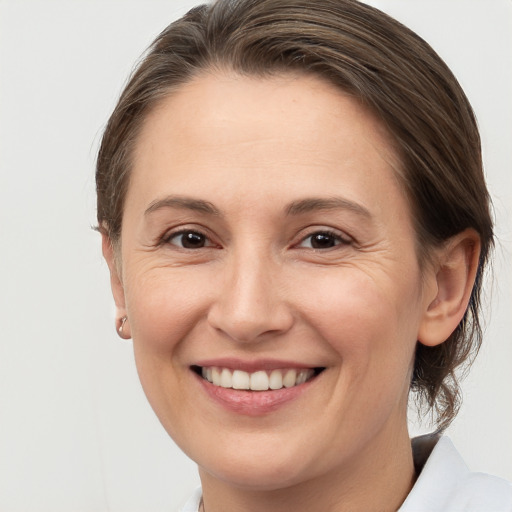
top-left (96, 0), bottom-right (493, 430)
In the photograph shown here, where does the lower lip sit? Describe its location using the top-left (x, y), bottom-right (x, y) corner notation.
top-left (194, 371), bottom-right (317, 416)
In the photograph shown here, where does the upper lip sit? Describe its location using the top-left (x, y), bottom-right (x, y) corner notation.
top-left (192, 357), bottom-right (323, 373)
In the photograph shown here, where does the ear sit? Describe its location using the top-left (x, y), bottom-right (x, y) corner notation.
top-left (102, 232), bottom-right (131, 339)
top-left (418, 229), bottom-right (481, 347)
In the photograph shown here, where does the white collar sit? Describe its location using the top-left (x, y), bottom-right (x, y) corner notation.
top-left (400, 435), bottom-right (512, 511)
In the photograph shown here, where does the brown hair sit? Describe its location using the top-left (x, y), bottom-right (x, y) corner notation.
top-left (96, 0), bottom-right (493, 430)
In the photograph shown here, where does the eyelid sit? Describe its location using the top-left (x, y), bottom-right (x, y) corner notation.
top-left (294, 227), bottom-right (353, 248)
top-left (160, 226), bottom-right (217, 248)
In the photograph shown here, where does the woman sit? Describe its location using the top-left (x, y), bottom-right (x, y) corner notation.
top-left (96, 0), bottom-right (512, 510)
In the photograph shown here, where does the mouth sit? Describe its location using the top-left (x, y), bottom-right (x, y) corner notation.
top-left (191, 365), bottom-right (325, 391)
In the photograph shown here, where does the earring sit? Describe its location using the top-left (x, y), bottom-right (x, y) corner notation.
top-left (118, 316), bottom-right (128, 334)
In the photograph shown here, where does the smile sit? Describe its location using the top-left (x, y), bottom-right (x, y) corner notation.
top-left (191, 364), bottom-right (326, 415)
top-left (194, 366), bottom-right (323, 391)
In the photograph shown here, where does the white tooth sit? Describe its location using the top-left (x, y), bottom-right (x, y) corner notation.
top-left (220, 368), bottom-right (233, 388)
top-left (250, 370), bottom-right (270, 391)
top-left (232, 370), bottom-right (250, 390)
top-left (269, 369), bottom-right (283, 389)
top-left (201, 367), bottom-right (207, 379)
top-left (206, 367), bottom-right (213, 382)
top-left (283, 369), bottom-right (297, 388)
top-left (212, 367), bottom-right (222, 386)
top-left (296, 370), bottom-right (307, 385)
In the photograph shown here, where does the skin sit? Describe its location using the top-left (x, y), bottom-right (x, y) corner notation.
top-left (103, 72), bottom-right (480, 512)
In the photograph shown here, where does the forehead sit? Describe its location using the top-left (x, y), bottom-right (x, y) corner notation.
top-left (128, 71), bottom-right (406, 220)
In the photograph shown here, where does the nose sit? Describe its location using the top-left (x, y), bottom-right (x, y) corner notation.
top-left (207, 250), bottom-right (294, 343)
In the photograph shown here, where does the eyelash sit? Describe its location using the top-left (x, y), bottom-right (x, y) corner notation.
top-left (296, 229), bottom-right (351, 250)
top-left (162, 229), bottom-right (214, 249)
top-left (161, 227), bottom-right (351, 251)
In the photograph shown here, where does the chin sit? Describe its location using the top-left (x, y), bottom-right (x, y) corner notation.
top-left (188, 428), bottom-right (330, 492)
top-left (200, 454), bottom-right (313, 491)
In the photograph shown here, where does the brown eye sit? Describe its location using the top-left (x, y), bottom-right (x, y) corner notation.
top-left (298, 231), bottom-right (347, 249)
top-left (168, 230), bottom-right (209, 249)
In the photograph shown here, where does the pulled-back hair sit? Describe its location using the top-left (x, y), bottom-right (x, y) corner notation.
top-left (96, 0), bottom-right (493, 430)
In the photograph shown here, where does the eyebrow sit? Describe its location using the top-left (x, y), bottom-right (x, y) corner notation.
top-left (144, 195), bottom-right (371, 219)
top-left (285, 197), bottom-right (371, 218)
top-left (145, 195), bottom-right (220, 216)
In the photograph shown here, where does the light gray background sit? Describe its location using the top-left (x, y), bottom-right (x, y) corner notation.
top-left (0, 1), bottom-right (510, 511)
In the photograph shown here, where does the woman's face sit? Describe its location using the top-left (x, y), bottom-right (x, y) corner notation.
top-left (108, 72), bottom-right (437, 489)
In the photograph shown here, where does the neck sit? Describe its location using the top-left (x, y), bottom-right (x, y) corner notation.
top-left (198, 425), bottom-right (416, 512)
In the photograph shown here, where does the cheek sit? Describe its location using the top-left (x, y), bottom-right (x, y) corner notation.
top-left (296, 266), bottom-right (421, 376)
top-left (311, 276), bottom-right (420, 444)
top-left (124, 267), bottom-right (211, 355)
top-left (123, 268), bottom-right (211, 439)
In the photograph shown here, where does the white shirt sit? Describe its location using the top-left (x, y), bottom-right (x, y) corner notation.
top-left (180, 436), bottom-right (512, 511)
top-left (400, 436), bottom-right (512, 511)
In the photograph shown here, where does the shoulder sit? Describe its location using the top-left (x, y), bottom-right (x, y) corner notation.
top-left (400, 436), bottom-right (512, 512)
